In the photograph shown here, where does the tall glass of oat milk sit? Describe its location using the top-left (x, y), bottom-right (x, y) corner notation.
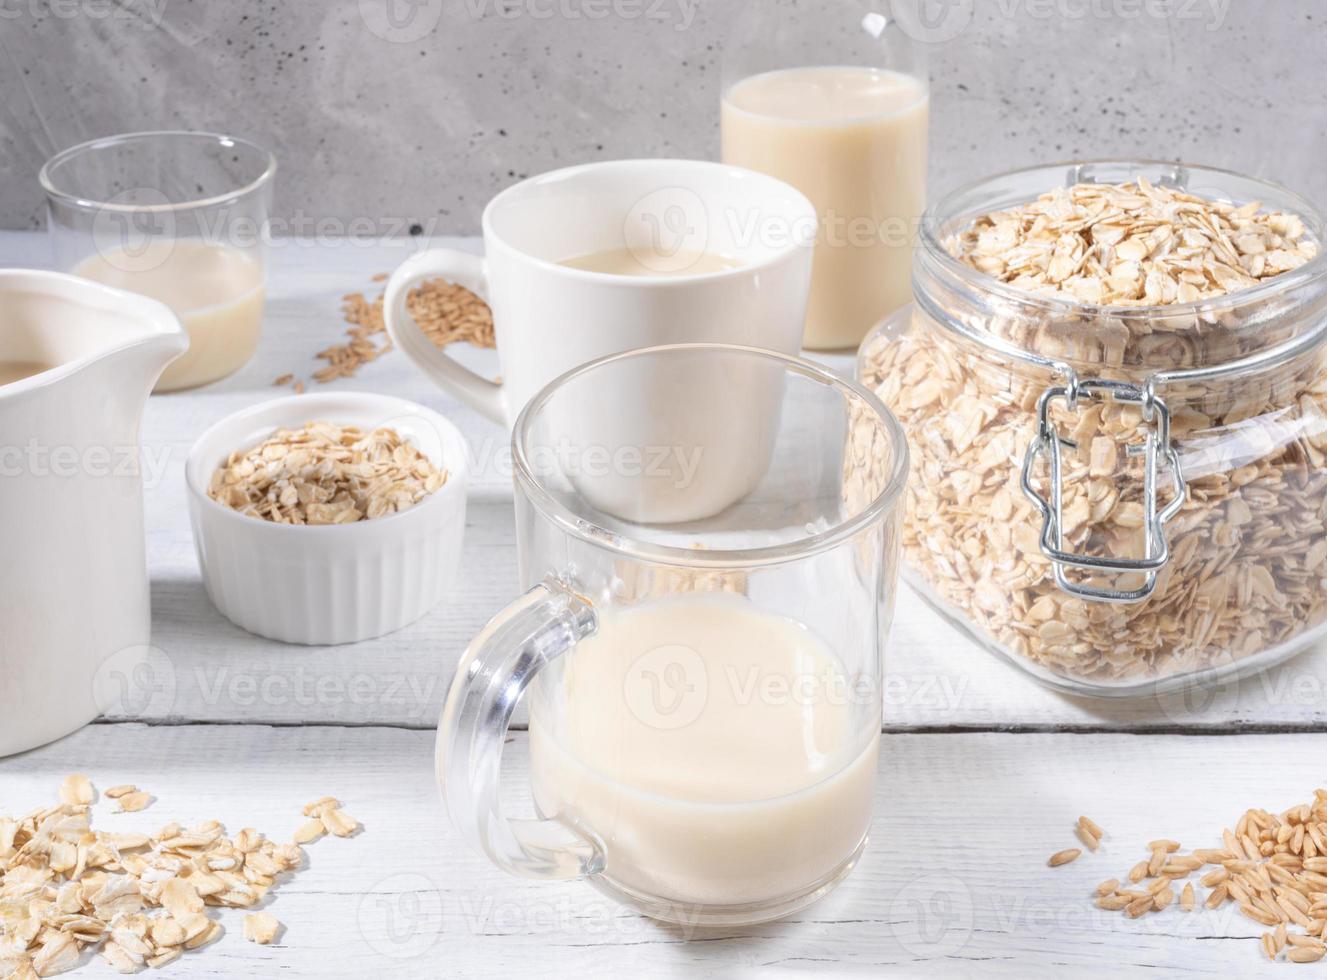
top-left (42, 132), bottom-right (274, 392)
top-left (438, 344), bottom-right (909, 926)
top-left (722, 1), bottom-right (928, 350)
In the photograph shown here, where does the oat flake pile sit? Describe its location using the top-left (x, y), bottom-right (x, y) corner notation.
top-left (0, 776), bottom-right (359, 977)
top-left (208, 421), bottom-right (447, 525)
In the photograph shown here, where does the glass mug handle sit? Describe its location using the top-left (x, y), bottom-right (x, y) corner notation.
top-left (437, 578), bottom-right (604, 879)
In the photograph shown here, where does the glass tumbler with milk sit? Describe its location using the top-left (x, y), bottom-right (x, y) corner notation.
top-left (437, 344), bottom-right (908, 925)
top-left (41, 131), bottom-right (274, 392)
top-left (722, 0), bottom-right (928, 350)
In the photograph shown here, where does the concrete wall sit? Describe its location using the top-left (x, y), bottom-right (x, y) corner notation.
top-left (1, 0), bottom-right (1321, 232)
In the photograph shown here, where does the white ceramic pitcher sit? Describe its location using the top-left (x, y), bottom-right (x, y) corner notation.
top-left (0, 271), bottom-right (186, 757)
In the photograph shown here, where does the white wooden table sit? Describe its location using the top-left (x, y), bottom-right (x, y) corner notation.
top-left (4, 231), bottom-right (1326, 978)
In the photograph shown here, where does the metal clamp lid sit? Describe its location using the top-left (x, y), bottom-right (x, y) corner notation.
top-left (1021, 374), bottom-right (1187, 604)
top-left (911, 287), bottom-right (1327, 606)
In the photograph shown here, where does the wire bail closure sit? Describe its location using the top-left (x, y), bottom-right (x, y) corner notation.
top-left (1021, 374), bottom-right (1188, 604)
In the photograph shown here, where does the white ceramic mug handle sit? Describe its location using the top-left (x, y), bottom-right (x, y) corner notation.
top-left (383, 249), bottom-right (507, 424)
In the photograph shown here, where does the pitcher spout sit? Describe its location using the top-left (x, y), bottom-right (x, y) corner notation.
top-left (103, 297), bottom-right (191, 396)
top-left (0, 270), bottom-right (188, 402)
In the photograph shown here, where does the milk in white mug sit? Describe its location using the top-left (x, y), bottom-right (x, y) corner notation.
top-left (382, 160), bottom-right (815, 428)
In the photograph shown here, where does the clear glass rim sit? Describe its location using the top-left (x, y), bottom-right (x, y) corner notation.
top-left (721, 65), bottom-right (931, 125)
top-left (919, 157), bottom-right (1327, 321)
top-left (512, 342), bottom-right (910, 569)
top-left (39, 130), bottom-right (277, 214)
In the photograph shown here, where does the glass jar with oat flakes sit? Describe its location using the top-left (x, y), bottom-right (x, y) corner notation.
top-left (858, 161), bottom-right (1327, 696)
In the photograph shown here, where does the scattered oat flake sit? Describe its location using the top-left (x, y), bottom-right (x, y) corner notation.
top-left (0, 780), bottom-right (356, 975)
top-left (147, 947), bottom-right (182, 969)
top-left (59, 774), bottom-right (94, 806)
top-left (321, 808), bottom-right (359, 839)
top-left (302, 796), bottom-right (340, 817)
top-left (244, 912), bottom-right (280, 945)
top-left (117, 791), bottom-right (152, 813)
top-left (293, 818), bottom-right (326, 845)
top-left (103, 784), bottom-right (137, 799)
top-left (186, 920), bottom-right (225, 951)
top-left (1048, 848), bottom-right (1081, 867)
top-left (274, 276), bottom-right (495, 390)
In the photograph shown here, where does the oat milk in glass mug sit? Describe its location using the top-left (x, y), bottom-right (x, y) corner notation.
top-left (437, 344), bottom-right (908, 925)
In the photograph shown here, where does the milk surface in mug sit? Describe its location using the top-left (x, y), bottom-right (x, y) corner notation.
top-left (529, 593), bottom-right (879, 908)
top-left (0, 361), bottom-right (53, 386)
top-left (74, 240), bottom-right (264, 391)
top-left (558, 247), bottom-right (743, 278)
top-left (722, 66), bottom-right (928, 350)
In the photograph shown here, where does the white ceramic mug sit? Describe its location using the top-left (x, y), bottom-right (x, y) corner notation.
top-left (383, 159), bottom-right (816, 427)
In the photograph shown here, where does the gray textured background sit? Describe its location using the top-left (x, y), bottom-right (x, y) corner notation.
top-left (0, 0), bottom-right (1321, 233)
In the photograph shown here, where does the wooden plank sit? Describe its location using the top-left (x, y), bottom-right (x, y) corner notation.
top-left (6, 231), bottom-right (1327, 733)
top-left (1, 723), bottom-right (1310, 977)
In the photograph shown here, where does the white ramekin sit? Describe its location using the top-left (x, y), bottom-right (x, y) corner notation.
top-left (185, 392), bottom-right (469, 645)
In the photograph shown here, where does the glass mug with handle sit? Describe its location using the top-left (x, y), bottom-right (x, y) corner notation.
top-left (437, 344), bottom-right (908, 926)
top-left (382, 159), bottom-right (816, 427)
